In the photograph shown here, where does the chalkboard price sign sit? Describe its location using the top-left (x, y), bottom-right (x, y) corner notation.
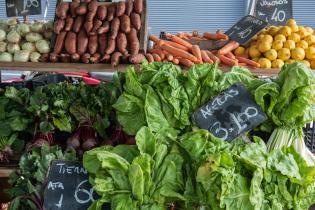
top-left (253, 0), bottom-right (293, 25)
top-left (6, 0), bottom-right (42, 17)
top-left (192, 83), bottom-right (267, 142)
top-left (225, 15), bottom-right (268, 45)
top-left (44, 160), bottom-right (110, 210)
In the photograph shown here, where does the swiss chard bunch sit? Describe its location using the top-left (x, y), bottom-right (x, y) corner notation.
top-left (8, 144), bottom-right (77, 210)
top-left (83, 127), bottom-right (185, 210)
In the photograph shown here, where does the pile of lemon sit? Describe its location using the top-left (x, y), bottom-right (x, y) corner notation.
top-left (234, 19), bottom-right (315, 69)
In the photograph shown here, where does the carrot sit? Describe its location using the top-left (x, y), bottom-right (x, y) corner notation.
top-left (235, 56), bottom-right (261, 68)
top-left (226, 51), bottom-right (236, 60)
top-left (164, 40), bottom-right (189, 51)
top-left (169, 35), bottom-right (193, 49)
top-left (148, 48), bottom-right (165, 60)
top-left (205, 50), bottom-right (220, 63)
top-left (149, 35), bottom-right (160, 43)
top-left (152, 53), bottom-right (161, 62)
top-left (167, 54), bottom-right (173, 62)
top-left (145, 53), bottom-right (154, 62)
top-left (161, 44), bottom-right (197, 62)
top-left (218, 41), bottom-right (240, 55)
top-left (201, 50), bottom-right (213, 64)
top-left (238, 63), bottom-right (248, 67)
top-left (172, 58), bottom-right (179, 65)
top-left (203, 32), bottom-right (229, 40)
top-left (178, 58), bottom-right (194, 68)
top-left (218, 54), bottom-right (238, 66)
top-left (191, 45), bottom-right (202, 62)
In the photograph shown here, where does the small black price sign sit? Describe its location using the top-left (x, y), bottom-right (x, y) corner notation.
top-left (253, 0), bottom-right (293, 25)
top-left (6, 0), bottom-right (42, 17)
top-left (43, 160), bottom-right (110, 210)
top-left (192, 83), bottom-right (267, 142)
top-left (225, 15), bottom-right (268, 45)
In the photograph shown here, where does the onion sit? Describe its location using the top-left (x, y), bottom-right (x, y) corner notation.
top-left (22, 42), bottom-right (36, 52)
top-left (25, 32), bottom-right (43, 43)
top-left (14, 50), bottom-right (30, 62)
top-left (0, 52), bottom-right (13, 62)
top-left (7, 43), bottom-right (20, 53)
top-left (6, 30), bottom-right (21, 43)
top-left (30, 22), bottom-right (44, 33)
top-left (30, 52), bottom-right (41, 62)
top-left (0, 29), bottom-right (6, 41)
top-left (0, 42), bottom-right (7, 52)
top-left (35, 39), bottom-right (50, 53)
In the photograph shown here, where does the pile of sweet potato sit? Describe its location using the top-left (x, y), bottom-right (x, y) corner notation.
top-left (50, 0), bottom-right (143, 65)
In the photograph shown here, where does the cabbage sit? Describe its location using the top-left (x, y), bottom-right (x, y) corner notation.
top-left (0, 52), bottom-right (13, 62)
top-left (30, 52), bottom-right (41, 62)
top-left (7, 30), bottom-right (21, 43)
top-left (0, 42), bottom-right (7, 52)
top-left (22, 42), bottom-right (36, 52)
top-left (17, 23), bottom-right (30, 36)
top-left (44, 21), bottom-right (54, 31)
top-left (14, 50), bottom-right (30, 62)
top-left (7, 19), bottom-right (17, 26)
top-left (30, 22), bottom-right (44, 33)
top-left (25, 32), bottom-right (43, 43)
top-left (0, 22), bottom-right (8, 32)
top-left (0, 29), bottom-right (6, 41)
top-left (35, 40), bottom-right (50, 53)
top-left (7, 43), bottom-right (20, 53)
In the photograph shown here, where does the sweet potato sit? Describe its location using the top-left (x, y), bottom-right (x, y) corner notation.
top-left (87, 0), bottom-right (98, 21)
top-left (60, 53), bottom-right (71, 63)
top-left (145, 53), bottom-right (154, 62)
top-left (54, 31), bottom-right (67, 54)
top-left (90, 53), bottom-right (101, 63)
top-left (120, 15), bottom-right (131, 33)
top-left (65, 32), bottom-right (77, 55)
top-left (125, 0), bottom-right (133, 16)
top-left (117, 32), bottom-right (128, 55)
top-left (49, 53), bottom-right (59, 63)
top-left (110, 17), bottom-right (120, 39)
top-left (88, 34), bottom-right (98, 55)
top-left (76, 5), bottom-right (87, 15)
top-left (70, 0), bottom-right (80, 17)
top-left (81, 53), bottom-right (91, 63)
top-left (120, 54), bottom-right (129, 63)
top-left (84, 21), bottom-right (93, 34)
top-left (131, 13), bottom-right (141, 31)
top-left (101, 54), bottom-right (111, 63)
top-left (91, 19), bottom-right (102, 34)
top-left (129, 53), bottom-right (145, 64)
top-left (128, 28), bottom-right (139, 55)
top-left (105, 38), bottom-right (116, 55)
top-left (73, 15), bottom-right (84, 33)
top-left (71, 53), bottom-right (80, 62)
top-left (134, 0), bottom-right (143, 14)
top-left (84, 0), bottom-right (91, 3)
top-left (54, 19), bottom-right (65, 34)
top-left (65, 17), bottom-right (74, 31)
top-left (56, 2), bottom-right (69, 19)
top-left (98, 33), bottom-right (107, 55)
top-left (97, 21), bottom-right (110, 34)
top-left (40, 53), bottom-right (49, 62)
top-left (77, 30), bottom-right (88, 55)
top-left (107, 4), bottom-right (116, 21)
top-left (97, 5), bottom-right (107, 20)
top-left (111, 52), bottom-right (122, 66)
top-left (116, 1), bottom-right (126, 17)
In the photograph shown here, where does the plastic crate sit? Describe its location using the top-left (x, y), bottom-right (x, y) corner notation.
top-left (304, 122), bottom-right (315, 153)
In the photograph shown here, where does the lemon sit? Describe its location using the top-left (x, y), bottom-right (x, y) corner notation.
top-left (249, 46), bottom-right (261, 58)
top-left (306, 27), bottom-right (314, 35)
top-left (257, 34), bottom-right (265, 41)
top-left (283, 40), bottom-right (296, 50)
top-left (290, 24), bottom-right (299, 33)
top-left (272, 59), bottom-right (285, 68)
top-left (272, 40), bottom-right (283, 51)
top-left (285, 59), bottom-right (296, 64)
top-left (291, 48), bottom-right (305, 60)
top-left (298, 26), bottom-right (309, 38)
top-left (268, 26), bottom-right (279, 36)
top-left (274, 34), bottom-right (286, 42)
top-left (278, 48), bottom-right (291, 61)
top-left (264, 49), bottom-right (277, 61)
top-left (258, 58), bottom-right (272, 68)
top-left (278, 26), bottom-right (292, 37)
top-left (288, 33), bottom-right (300, 42)
top-left (250, 40), bottom-right (258, 47)
top-left (251, 34), bottom-right (258, 41)
top-left (286, 19), bottom-right (297, 26)
top-left (251, 57), bottom-right (259, 62)
top-left (296, 40), bottom-right (309, 49)
top-left (262, 34), bottom-right (273, 43)
top-left (306, 47), bottom-right (315, 60)
top-left (234, 47), bottom-right (245, 56)
top-left (258, 41), bottom-right (272, 53)
top-left (300, 60), bottom-right (311, 67)
top-left (304, 35), bottom-right (315, 45)
top-left (310, 60), bottom-right (315, 69)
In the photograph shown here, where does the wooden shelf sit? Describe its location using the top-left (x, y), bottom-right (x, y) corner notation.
top-left (0, 62), bottom-right (281, 76)
top-left (0, 166), bottom-right (17, 178)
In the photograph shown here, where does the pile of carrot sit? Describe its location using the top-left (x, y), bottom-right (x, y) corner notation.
top-left (147, 33), bottom-right (260, 68)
